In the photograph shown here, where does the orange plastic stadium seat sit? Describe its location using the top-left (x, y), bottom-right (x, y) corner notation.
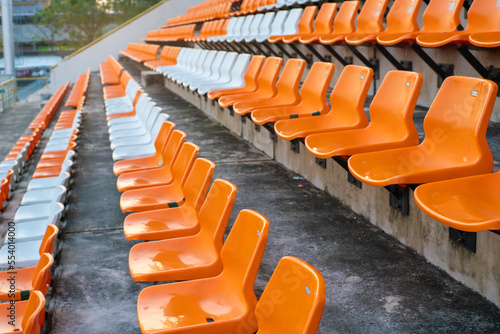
top-left (120, 158), bottom-right (215, 213)
top-left (319, 1), bottom-right (359, 45)
top-left (0, 254), bottom-right (54, 301)
top-left (348, 76), bottom-right (497, 187)
top-left (305, 70), bottom-right (422, 159)
top-left (0, 291), bottom-right (45, 334)
top-left (468, 0), bottom-right (500, 48)
top-left (99, 55), bottom-right (123, 85)
top-left (281, 6), bottom-right (318, 44)
top-left (217, 57), bottom-right (282, 108)
top-left (113, 122), bottom-right (176, 176)
top-left (275, 65), bottom-right (373, 140)
top-left (136, 209), bottom-right (269, 334)
top-left (65, 69), bottom-right (90, 108)
top-left (299, 3), bottom-right (338, 44)
top-left (120, 43), bottom-right (160, 63)
top-left (374, 0), bottom-right (422, 45)
top-left (207, 55), bottom-right (265, 100)
top-left (116, 139), bottom-right (195, 192)
top-left (251, 62), bottom-right (335, 125)
top-left (103, 71), bottom-right (132, 99)
top-left (255, 256), bottom-right (325, 334)
top-left (233, 58), bottom-right (306, 116)
top-left (377, 0), bottom-right (464, 45)
top-left (416, 0), bottom-right (472, 47)
top-left (128, 179), bottom-right (237, 281)
top-left (144, 47), bottom-right (181, 70)
top-left (38, 142), bottom-right (76, 161)
top-left (414, 172), bottom-right (500, 232)
top-left (344, 0), bottom-right (389, 45)
top-left (123, 179), bottom-right (235, 241)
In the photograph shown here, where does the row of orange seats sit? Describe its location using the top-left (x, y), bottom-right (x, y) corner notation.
top-left (0, 82), bottom-right (70, 212)
top-left (97, 58), bottom-right (327, 333)
top-left (162, 0), bottom-right (500, 50)
top-left (146, 45), bottom-right (499, 233)
top-left (99, 55), bottom-right (124, 86)
top-left (120, 43), bottom-right (160, 63)
top-left (143, 25), bottom-right (196, 43)
top-left (0, 72), bottom-right (90, 333)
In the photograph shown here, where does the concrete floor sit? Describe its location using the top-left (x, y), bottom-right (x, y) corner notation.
top-left (0, 70), bottom-right (499, 333)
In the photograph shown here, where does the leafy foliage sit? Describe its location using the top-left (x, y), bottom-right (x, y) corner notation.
top-left (34, 0), bottom-right (161, 48)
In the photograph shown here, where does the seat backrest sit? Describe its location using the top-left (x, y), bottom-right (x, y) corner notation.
top-left (159, 46), bottom-right (171, 61)
top-left (120, 71), bottom-right (132, 90)
top-left (281, 8), bottom-right (304, 36)
top-left (144, 107), bottom-right (161, 131)
top-left (171, 142), bottom-right (199, 187)
top-left (367, 70), bottom-right (422, 142)
top-left (228, 53), bottom-right (252, 84)
top-left (109, 55), bottom-right (123, 77)
top-left (221, 209), bottom-right (270, 298)
top-left (383, 0), bottom-right (421, 34)
top-left (312, 3), bottom-right (337, 35)
top-left (242, 55), bottom-right (266, 91)
top-left (38, 224), bottom-right (58, 256)
top-left (137, 101), bottom-right (155, 124)
top-left (257, 57), bottom-right (283, 94)
top-left (354, 0), bottom-right (388, 34)
top-left (178, 48), bottom-right (194, 68)
top-left (192, 50), bottom-right (209, 74)
top-left (231, 16), bottom-right (246, 38)
top-left (247, 13), bottom-right (264, 38)
top-left (200, 50), bottom-right (217, 75)
top-left (31, 253), bottom-right (54, 296)
top-left (275, 58), bottom-right (306, 97)
top-left (219, 18), bottom-right (230, 37)
top-left (197, 179), bottom-right (237, 249)
top-left (222, 17), bottom-right (238, 39)
top-left (420, 0), bottom-right (464, 34)
top-left (218, 52), bottom-right (238, 82)
top-left (182, 158), bottom-right (215, 212)
top-left (329, 65), bottom-right (373, 128)
top-left (206, 51), bottom-right (227, 80)
top-left (331, 1), bottom-right (359, 34)
top-left (153, 121), bottom-right (175, 154)
top-left (419, 76), bottom-right (496, 170)
top-left (297, 62), bottom-right (334, 113)
top-left (465, 0), bottom-right (500, 32)
top-left (149, 113), bottom-right (169, 142)
top-left (296, 6), bottom-right (317, 35)
top-left (258, 12), bottom-right (276, 38)
top-left (269, 10), bottom-right (289, 36)
top-left (162, 129), bottom-right (186, 167)
top-left (240, 15), bottom-right (255, 38)
top-left (255, 256), bottom-right (325, 334)
top-left (21, 291), bottom-right (45, 334)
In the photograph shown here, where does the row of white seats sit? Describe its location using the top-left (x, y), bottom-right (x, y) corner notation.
top-left (208, 8), bottom-right (303, 44)
top-left (158, 49), bottom-right (251, 95)
top-left (0, 111), bottom-right (82, 268)
top-left (103, 78), bottom-right (170, 161)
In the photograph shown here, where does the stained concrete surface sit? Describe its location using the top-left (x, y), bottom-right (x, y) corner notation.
top-left (0, 69), bottom-right (498, 333)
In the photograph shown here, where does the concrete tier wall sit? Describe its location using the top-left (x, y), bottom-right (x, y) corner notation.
top-left (164, 79), bottom-right (500, 308)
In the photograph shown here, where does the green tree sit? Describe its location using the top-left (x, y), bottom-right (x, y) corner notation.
top-left (35, 0), bottom-right (111, 48)
top-left (35, 0), bottom-right (161, 49)
top-left (112, 0), bottom-right (161, 21)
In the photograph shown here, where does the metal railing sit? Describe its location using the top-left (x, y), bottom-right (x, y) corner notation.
top-left (15, 77), bottom-right (50, 101)
top-left (0, 76), bottom-right (51, 112)
top-left (0, 78), bottom-right (17, 113)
